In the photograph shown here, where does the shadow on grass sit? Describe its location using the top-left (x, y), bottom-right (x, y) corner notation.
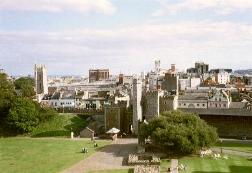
top-left (64, 115), bottom-right (87, 135)
top-left (31, 130), bottom-right (70, 137)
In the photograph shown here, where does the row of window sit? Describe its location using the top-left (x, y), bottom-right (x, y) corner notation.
top-left (51, 102), bottom-right (73, 106)
top-left (209, 103), bottom-right (226, 108)
top-left (179, 103), bottom-right (206, 107)
top-left (179, 102), bottom-right (227, 108)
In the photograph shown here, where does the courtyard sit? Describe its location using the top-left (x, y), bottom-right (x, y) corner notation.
top-left (0, 137), bottom-right (252, 173)
top-left (0, 137), bottom-right (110, 173)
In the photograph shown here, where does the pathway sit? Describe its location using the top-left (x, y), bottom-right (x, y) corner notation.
top-left (212, 147), bottom-right (252, 157)
top-left (61, 138), bottom-right (138, 173)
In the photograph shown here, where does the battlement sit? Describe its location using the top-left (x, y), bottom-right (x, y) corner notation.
top-left (34, 64), bottom-right (47, 73)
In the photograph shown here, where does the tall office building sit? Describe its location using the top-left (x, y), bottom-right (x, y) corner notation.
top-left (195, 62), bottom-right (209, 75)
top-left (89, 69), bottom-right (109, 83)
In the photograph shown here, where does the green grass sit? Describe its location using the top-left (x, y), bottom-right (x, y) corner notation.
top-left (216, 142), bottom-right (252, 153)
top-left (160, 155), bottom-right (252, 173)
top-left (31, 113), bottom-right (87, 137)
top-left (0, 137), bottom-right (110, 173)
top-left (160, 158), bottom-right (171, 173)
top-left (88, 169), bottom-right (134, 173)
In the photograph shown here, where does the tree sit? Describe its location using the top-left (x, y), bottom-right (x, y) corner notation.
top-left (0, 73), bottom-right (15, 120)
top-left (139, 110), bottom-right (218, 154)
top-left (7, 97), bottom-right (39, 133)
top-left (14, 77), bottom-right (35, 97)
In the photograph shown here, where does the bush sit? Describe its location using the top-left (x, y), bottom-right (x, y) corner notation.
top-left (7, 97), bottom-right (39, 133)
top-left (139, 110), bottom-right (218, 154)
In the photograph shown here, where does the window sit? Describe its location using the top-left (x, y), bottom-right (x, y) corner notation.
top-left (197, 104), bottom-right (200, 107)
top-left (202, 104), bottom-right (205, 107)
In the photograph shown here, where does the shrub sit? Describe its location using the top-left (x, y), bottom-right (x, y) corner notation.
top-left (139, 110), bottom-right (218, 154)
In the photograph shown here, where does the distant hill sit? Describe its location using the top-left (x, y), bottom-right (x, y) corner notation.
top-left (234, 69), bottom-right (252, 75)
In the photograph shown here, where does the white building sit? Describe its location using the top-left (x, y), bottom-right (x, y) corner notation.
top-left (49, 91), bottom-right (75, 108)
top-left (214, 70), bottom-right (230, 85)
top-left (179, 77), bottom-right (201, 91)
top-left (190, 78), bottom-right (201, 88)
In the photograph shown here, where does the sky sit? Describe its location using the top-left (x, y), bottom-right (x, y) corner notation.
top-left (1, 0), bottom-right (252, 76)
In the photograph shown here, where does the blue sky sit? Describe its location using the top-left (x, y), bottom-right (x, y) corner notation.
top-left (1, 0), bottom-right (252, 76)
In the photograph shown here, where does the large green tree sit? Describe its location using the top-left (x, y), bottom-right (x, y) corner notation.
top-left (139, 111), bottom-right (218, 154)
top-left (0, 73), bottom-right (15, 120)
top-left (7, 97), bottom-right (40, 133)
top-left (14, 77), bottom-right (35, 97)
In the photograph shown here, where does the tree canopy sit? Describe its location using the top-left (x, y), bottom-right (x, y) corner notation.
top-left (0, 73), bottom-right (57, 135)
top-left (14, 77), bottom-right (35, 97)
top-left (0, 73), bottom-right (15, 120)
top-left (139, 111), bottom-right (218, 154)
top-left (7, 97), bottom-right (40, 133)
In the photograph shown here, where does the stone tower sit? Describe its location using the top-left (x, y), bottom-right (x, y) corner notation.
top-left (34, 64), bottom-right (48, 95)
top-left (154, 60), bottom-right (160, 74)
top-left (132, 77), bottom-right (142, 134)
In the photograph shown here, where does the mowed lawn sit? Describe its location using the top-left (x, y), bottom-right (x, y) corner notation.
top-left (0, 137), bottom-right (110, 173)
top-left (178, 155), bottom-right (252, 173)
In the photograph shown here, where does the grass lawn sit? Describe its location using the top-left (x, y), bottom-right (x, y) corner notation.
top-left (215, 142), bottom-right (252, 153)
top-left (88, 169), bottom-right (134, 173)
top-left (160, 155), bottom-right (252, 173)
top-left (31, 113), bottom-right (87, 137)
top-left (0, 137), bottom-right (110, 173)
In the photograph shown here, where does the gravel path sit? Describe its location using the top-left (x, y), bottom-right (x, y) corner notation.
top-left (212, 147), bottom-right (252, 157)
top-left (61, 138), bottom-right (138, 173)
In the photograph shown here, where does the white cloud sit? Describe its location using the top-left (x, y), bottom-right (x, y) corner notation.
top-left (153, 0), bottom-right (252, 16)
top-left (0, 0), bottom-right (116, 15)
top-left (1, 21), bottom-right (252, 75)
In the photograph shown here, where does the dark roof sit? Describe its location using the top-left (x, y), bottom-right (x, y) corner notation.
top-left (180, 108), bottom-right (252, 116)
top-left (51, 92), bottom-right (60, 99)
top-left (61, 91), bottom-right (75, 99)
top-left (75, 91), bottom-right (85, 99)
top-left (178, 94), bottom-right (208, 101)
top-left (82, 127), bottom-right (94, 133)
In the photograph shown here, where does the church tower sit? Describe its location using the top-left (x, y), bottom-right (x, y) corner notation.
top-left (34, 64), bottom-right (48, 95)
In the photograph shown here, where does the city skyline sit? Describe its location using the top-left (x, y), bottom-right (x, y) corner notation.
top-left (1, 0), bottom-right (252, 75)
